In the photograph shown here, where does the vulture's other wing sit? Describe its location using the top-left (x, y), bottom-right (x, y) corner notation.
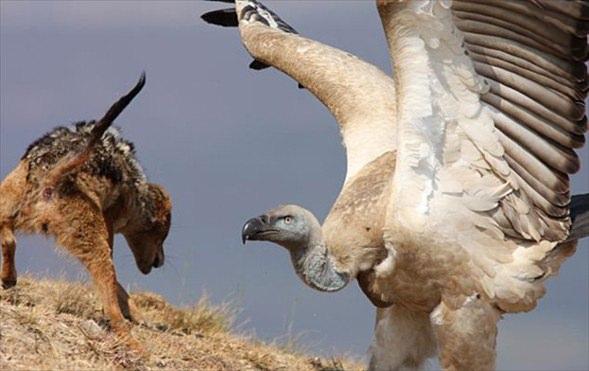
top-left (202, 0), bottom-right (397, 181)
top-left (376, 0), bottom-right (587, 311)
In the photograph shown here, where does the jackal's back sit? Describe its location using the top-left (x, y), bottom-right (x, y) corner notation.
top-left (22, 121), bottom-right (146, 192)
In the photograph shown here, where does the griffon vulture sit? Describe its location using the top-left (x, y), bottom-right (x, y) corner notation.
top-left (203, 1), bottom-right (589, 369)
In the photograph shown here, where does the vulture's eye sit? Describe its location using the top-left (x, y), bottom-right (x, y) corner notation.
top-left (284, 216), bottom-right (293, 224)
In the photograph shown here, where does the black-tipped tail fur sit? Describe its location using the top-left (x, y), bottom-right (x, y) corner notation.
top-left (42, 73), bottom-right (146, 193)
top-left (90, 72), bottom-right (146, 148)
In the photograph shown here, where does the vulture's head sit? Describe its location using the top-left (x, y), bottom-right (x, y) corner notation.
top-left (241, 204), bottom-right (320, 249)
top-left (242, 204), bottom-right (350, 292)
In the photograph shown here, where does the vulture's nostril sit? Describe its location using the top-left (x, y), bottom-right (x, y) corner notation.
top-left (260, 214), bottom-right (269, 224)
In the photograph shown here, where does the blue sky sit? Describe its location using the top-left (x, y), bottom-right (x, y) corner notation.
top-left (1, 2), bottom-right (587, 370)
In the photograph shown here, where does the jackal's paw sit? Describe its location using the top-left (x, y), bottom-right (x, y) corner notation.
top-left (127, 303), bottom-right (146, 325)
top-left (126, 336), bottom-right (147, 357)
top-left (1, 276), bottom-right (16, 289)
top-left (112, 323), bottom-right (146, 355)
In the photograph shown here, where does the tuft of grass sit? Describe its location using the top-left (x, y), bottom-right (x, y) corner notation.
top-left (169, 295), bottom-right (233, 335)
top-left (55, 284), bottom-right (100, 320)
top-left (309, 357), bottom-right (349, 371)
top-left (131, 292), bottom-right (234, 335)
top-left (274, 330), bottom-right (313, 356)
top-left (0, 280), bottom-right (36, 307)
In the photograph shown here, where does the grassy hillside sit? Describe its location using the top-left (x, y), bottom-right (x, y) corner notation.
top-left (0, 276), bottom-right (363, 370)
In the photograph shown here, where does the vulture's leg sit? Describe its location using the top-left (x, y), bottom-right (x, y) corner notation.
top-left (430, 296), bottom-right (500, 371)
top-left (368, 305), bottom-right (436, 371)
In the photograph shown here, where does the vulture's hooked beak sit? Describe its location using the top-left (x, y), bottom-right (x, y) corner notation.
top-left (241, 216), bottom-right (267, 244)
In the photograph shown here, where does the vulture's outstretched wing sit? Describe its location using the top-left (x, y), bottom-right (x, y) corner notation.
top-left (377, 0), bottom-right (588, 311)
top-left (203, 0), bottom-right (397, 181)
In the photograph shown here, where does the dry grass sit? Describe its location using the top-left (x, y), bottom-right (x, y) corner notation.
top-left (0, 276), bottom-right (364, 371)
top-left (131, 292), bottom-right (233, 336)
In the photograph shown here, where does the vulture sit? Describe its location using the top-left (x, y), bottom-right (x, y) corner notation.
top-left (203, 0), bottom-right (589, 370)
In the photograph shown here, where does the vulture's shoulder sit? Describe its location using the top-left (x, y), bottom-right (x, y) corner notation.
top-left (324, 151), bottom-right (396, 254)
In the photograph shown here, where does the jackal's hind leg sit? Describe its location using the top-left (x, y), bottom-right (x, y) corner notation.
top-left (0, 162), bottom-right (28, 289)
top-left (1, 226), bottom-right (17, 289)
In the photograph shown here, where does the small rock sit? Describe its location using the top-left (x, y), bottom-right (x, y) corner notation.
top-left (79, 319), bottom-right (103, 338)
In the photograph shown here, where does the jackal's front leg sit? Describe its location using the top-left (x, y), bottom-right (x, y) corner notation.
top-left (52, 198), bottom-right (143, 353)
top-left (68, 233), bottom-right (144, 352)
top-left (117, 281), bottom-right (144, 324)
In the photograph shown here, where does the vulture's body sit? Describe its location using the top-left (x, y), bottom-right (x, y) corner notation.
top-left (204, 1), bottom-right (589, 370)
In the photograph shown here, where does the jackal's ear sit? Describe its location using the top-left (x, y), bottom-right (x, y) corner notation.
top-left (145, 183), bottom-right (172, 223)
top-left (147, 183), bottom-right (171, 206)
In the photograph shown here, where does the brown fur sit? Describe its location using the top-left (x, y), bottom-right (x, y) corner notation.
top-left (0, 75), bottom-right (171, 351)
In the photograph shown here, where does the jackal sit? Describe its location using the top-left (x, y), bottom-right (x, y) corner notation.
top-left (0, 73), bottom-right (171, 347)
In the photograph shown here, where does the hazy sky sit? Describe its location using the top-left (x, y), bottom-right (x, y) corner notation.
top-left (1, 2), bottom-right (587, 370)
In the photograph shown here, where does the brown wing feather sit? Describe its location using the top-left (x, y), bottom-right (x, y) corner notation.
top-left (452, 0), bottom-right (588, 241)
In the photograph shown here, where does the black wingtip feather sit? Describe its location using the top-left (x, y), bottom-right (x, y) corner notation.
top-left (201, 8), bottom-right (238, 27)
top-left (568, 193), bottom-right (589, 241)
top-left (249, 60), bottom-right (270, 70)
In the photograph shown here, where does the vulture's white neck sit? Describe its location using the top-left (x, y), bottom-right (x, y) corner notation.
top-left (288, 237), bottom-right (349, 292)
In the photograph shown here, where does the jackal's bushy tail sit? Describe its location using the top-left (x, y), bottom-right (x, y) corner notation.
top-left (42, 73), bottom-right (146, 190)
